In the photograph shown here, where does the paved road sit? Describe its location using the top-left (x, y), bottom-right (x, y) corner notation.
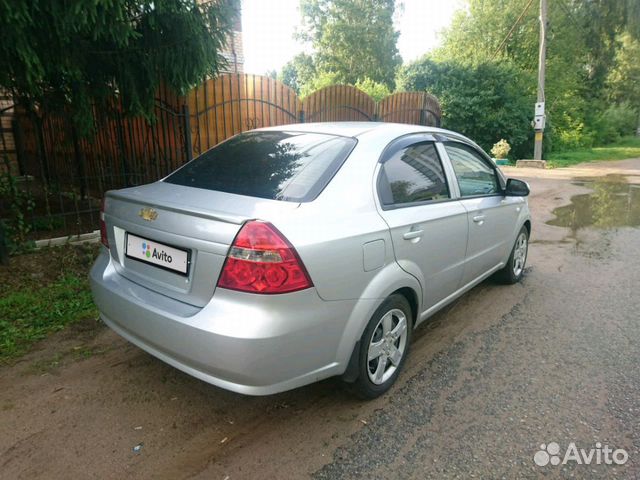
top-left (1, 159), bottom-right (639, 479)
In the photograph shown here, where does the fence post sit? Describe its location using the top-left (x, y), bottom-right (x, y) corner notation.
top-left (71, 123), bottom-right (88, 199)
top-left (182, 104), bottom-right (193, 162)
top-left (114, 113), bottom-right (130, 186)
top-left (298, 110), bottom-right (305, 124)
top-left (0, 126), bottom-right (10, 265)
top-left (12, 117), bottom-right (26, 176)
top-left (33, 112), bottom-right (50, 183)
top-left (0, 222), bottom-right (8, 266)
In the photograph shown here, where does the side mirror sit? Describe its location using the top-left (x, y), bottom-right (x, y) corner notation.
top-left (505, 178), bottom-right (530, 197)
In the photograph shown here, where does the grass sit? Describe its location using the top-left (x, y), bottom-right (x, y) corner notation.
top-left (0, 244), bottom-right (99, 363)
top-left (0, 274), bottom-right (98, 362)
top-left (547, 136), bottom-right (640, 168)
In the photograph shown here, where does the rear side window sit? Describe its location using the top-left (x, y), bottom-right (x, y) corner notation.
top-left (378, 142), bottom-right (450, 206)
top-left (165, 131), bottom-right (356, 202)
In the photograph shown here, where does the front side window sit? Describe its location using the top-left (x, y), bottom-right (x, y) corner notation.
top-left (164, 131), bottom-right (356, 202)
top-left (443, 142), bottom-right (499, 197)
top-left (378, 142), bottom-right (450, 206)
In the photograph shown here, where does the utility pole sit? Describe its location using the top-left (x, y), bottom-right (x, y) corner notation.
top-left (533, 0), bottom-right (547, 162)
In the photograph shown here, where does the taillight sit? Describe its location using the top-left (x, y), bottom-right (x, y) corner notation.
top-left (100, 199), bottom-right (109, 248)
top-left (218, 221), bottom-right (313, 294)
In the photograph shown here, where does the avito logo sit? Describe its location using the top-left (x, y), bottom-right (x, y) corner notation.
top-left (534, 442), bottom-right (628, 467)
top-left (142, 242), bottom-right (173, 263)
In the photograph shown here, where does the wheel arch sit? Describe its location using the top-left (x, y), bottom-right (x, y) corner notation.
top-left (391, 287), bottom-right (419, 328)
top-left (338, 263), bottom-right (421, 382)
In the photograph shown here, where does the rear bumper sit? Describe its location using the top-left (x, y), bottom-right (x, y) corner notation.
top-left (90, 250), bottom-right (358, 395)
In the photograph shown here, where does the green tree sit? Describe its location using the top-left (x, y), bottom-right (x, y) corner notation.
top-left (433, 0), bottom-right (640, 151)
top-left (607, 33), bottom-right (640, 109)
top-left (606, 33), bottom-right (640, 136)
top-left (576, 0), bottom-right (640, 96)
top-left (0, 0), bottom-right (239, 133)
top-left (436, 0), bottom-right (589, 150)
top-left (354, 78), bottom-right (391, 102)
top-left (279, 53), bottom-right (317, 94)
top-left (398, 58), bottom-right (534, 159)
top-left (298, 0), bottom-right (401, 89)
top-left (299, 71), bottom-right (341, 99)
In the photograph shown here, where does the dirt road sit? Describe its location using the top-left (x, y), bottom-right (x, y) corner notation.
top-left (1, 159), bottom-right (639, 479)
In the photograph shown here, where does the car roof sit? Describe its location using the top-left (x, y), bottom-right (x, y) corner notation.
top-left (256, 122), bottom-right (484, 153)
top-left (256, 122), bottom-right (381, 137)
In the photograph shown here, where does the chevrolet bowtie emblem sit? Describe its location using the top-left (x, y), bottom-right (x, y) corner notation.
top-left (139, 207), bottom-right (158, 222)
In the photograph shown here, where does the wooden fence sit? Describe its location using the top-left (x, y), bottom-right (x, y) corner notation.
top-left (13, 73), bottom-right (442, 186)
top-left (187, 74), bottom-right (441, 156)
top-left (188, 74), bottom-right (301, 155)
top-left (0, 91), bottom-right (18, 176)
top-left (2, 74), bottom-right (441, 240)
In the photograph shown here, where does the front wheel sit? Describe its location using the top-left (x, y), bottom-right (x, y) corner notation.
top-left (348, 294), bottom-right (412, 399)
top-left (495, 226), bottom-right (529, 284)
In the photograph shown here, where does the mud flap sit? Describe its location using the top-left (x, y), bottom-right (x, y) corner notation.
top-left (341, 340), bottom-right (361, 383)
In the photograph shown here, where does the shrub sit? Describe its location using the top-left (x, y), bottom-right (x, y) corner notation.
top-left (0, 173), bottom-right (35, 252)
top-left (354, 78), bottom-right (391, 102)
top-left (593, 103), bottom-right (638, 145)
top-left (550, 113), bottom-right (595, 151)
top-left (397, 58), bottom-right (534, 159)
top-left (491, 139), bottom-right (511, 159)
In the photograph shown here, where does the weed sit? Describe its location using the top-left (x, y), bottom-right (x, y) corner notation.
top-left (0, 273), bottom-right (98, 362)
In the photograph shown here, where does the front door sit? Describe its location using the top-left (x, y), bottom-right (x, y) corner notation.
top-left (441, 141), bottom-right (520, 285)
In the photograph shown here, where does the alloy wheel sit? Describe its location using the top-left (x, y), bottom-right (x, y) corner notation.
top-left (367, 308), bottom-right (408, 385)
top-left (513, 232), bottom-right (528, 277)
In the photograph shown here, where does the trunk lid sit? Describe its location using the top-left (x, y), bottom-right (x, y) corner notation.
top-left (103, 181), bottom-right (300, 307)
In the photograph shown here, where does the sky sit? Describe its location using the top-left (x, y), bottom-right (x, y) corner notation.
top-left (241, 0), bottom-right (462, 75)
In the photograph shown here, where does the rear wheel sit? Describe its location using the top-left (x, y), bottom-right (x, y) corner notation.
top-left (495, 226), bottom-right (529, 284)
top-left (348, 294), bottom-right (412, 399)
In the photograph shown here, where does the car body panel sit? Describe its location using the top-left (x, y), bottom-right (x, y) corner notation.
top-left (458, 195), bottom-right (522, 285)
top-left (377, 200), bottom-right (469, 310)
top-left (104, 182), bottom-right (301, 307)
top-left (91, 122), bottom-right (531, 395)
top-left (90, 251), bottom-right (359, 394)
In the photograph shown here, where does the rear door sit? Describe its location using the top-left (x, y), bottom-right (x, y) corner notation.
top-left (376, 137), bottom-right (468, 311)
top-left (441, 141), bottom-right (520, 285)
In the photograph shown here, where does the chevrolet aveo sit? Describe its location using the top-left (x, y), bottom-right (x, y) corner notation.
top-left (90, 122), bottom-right (531, 398)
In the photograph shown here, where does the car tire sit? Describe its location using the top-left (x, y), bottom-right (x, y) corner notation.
top-left (348, 294), bottom-right (413, 399)
top-left (495, 225), bottom-right (529, 284)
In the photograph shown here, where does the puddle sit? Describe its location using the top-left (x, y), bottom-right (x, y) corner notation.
top-left (547, 176), bottom-right (640, 231)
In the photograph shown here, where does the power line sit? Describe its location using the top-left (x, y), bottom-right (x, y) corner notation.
top-left (491, 0), bottom-right (536, 60)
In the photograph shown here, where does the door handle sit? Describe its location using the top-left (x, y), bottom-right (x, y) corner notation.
top-left (403, 229), bottom-right (424, 240)
top-left (472, 215), bottom-right (486, 223)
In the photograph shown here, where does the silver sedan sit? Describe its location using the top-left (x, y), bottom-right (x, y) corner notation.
top-left (90, 122), bottom-right (531, 398)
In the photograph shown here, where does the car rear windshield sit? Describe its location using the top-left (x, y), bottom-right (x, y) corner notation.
top-left (164, 131), bottom-right (357, 202)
